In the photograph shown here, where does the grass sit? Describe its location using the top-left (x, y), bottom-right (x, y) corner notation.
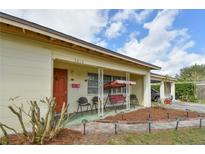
top-left (108, 127), bottom-right (205, 145)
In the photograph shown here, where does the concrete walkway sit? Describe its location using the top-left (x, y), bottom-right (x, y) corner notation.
top-left (67, 101), bottom-right (205, 134)
top-left (166, 101), bottom-right (205, 113)
top-left (68, 118), bottom-right (205, 135)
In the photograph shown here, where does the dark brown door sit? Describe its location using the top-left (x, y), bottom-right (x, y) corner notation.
top-left (53, 68), bottom-right (68, 113)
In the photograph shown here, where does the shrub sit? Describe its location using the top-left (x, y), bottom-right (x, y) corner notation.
top-left (0, 97), bottom-right (68, 144)
top-left (175, 83), bottom-right (198, 102)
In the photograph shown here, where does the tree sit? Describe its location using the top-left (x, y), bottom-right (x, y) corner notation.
top-left (177, 64), bottom-right (205, 82)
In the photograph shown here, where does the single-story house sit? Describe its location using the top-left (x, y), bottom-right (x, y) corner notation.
top-left (0, 12), bottom-right (176, 131)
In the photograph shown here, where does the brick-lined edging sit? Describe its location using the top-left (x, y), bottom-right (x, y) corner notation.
top-left (96, 117), bottom-right (204, 124)
top-left (68, 118), bottom-right (205, 135)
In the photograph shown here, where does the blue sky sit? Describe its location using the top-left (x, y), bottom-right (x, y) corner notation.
top-left (2, 10), bottom-right (205, 76)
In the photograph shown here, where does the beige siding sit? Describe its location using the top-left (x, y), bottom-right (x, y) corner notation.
top-left (52, 48), bottom-right (148, 75)
top-left (130, 74), bottom-right (144, 105)
top-left (0, 33), bottom-right (52, 133)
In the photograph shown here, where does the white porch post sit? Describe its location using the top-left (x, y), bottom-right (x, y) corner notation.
top-left (160, 80), bottom-right (165, 100)
top-left (126, 72), bottom-right (130, 110)
top-left (171, 82), bottom-right (175, 100)
top-left (98, 68), bottom-right (104, 117)
top-left (143, 72), bottom-right (151, 107)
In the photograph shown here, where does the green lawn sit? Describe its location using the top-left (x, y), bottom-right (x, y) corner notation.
top-left (108, 127), bottom-right (205, 145)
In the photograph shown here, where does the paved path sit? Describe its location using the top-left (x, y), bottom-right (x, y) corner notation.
top-left (68, 118), bottom-right (205, 135)
top-left (166, 101), bottom-right (205, 113)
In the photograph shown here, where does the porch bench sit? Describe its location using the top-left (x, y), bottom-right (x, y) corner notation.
top-left (104, 94), bottom-right (126, 111)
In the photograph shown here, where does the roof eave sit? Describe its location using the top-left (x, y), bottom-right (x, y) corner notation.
top-left (0, 12), bottom-right (161, 70)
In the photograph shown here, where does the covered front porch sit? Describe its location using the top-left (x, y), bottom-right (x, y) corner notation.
top-left (53, 58), bottom-right (151, 117)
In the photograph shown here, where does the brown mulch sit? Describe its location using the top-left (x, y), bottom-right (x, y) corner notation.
top-left (103, 106), bottom-right (205, 123)
top-left (0, 129), bottom-right (83, 145)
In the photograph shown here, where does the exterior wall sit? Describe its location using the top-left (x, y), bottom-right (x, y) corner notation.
top-left (0, 32), bottom-right (52, 134)
top-left (51, 47), bottom-right (149, 76)
top-left (130, 74), bottom-right (144, 105)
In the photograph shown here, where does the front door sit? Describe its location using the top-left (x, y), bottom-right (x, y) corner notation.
top-left (53, 68), bottom-right (68, 113)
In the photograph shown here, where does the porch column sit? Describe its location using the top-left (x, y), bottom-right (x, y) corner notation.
top-left (171, 82), bottom-right (175, 100)
top-left (98, 68), bottom-right (104, 117)
top-left (126, 72), bottom-right (130, 110)
top-left (143, 72), bottom-right (151, 107)
top-left (160, 81), bottom-right (165, 100)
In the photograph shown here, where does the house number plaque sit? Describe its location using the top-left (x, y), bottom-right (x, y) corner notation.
top-left (74, 58), bottom-right (84, 64)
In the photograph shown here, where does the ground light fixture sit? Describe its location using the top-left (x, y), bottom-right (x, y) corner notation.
top-left (82, 119), bottom-right (88, 135)
top-left (198, 114), bottom-right (203, 128)
top-left (166, 109), bottom-right (170, 119)
top-left (185, 109), bottom-right (190, 118)
top-left (147, 119), bottom-right (152, 133)
top-left (175, 118), bottom-right (180, 131)
top-left (120, 111), bottom-right (124, 120)
top-left (113, 120), bottom-right (118, 135)
top-left (147, 109), bottom-right (151, 120)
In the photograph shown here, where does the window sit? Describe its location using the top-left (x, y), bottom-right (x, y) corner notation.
top-left (122, 76), bottom-right (126, 93)
top-left (88, 73), bottom-right (98, 94)
top-left (104, 75), bottom-right (111, 94)
top-left (112, 76), bottom-right (122, 94)
top-left (88, 73), bottom-right (126, 95)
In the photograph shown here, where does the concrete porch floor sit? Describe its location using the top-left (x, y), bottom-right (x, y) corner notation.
top-left (65, 105), bottom-right (144, 126)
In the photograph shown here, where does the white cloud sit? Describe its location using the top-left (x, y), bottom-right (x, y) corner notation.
top-left (105, 21), bottom-right (125, 39)
top-left (135, 10), bottom-right (153, 23)
top-left (2, 9), bottom-right (108, 42)
top-left (112, 10), bottom-right (135, 22)
top-left (112, 9), bottom-right (152, 23)
top-left (118, 10), bottom-right (205, 76)
top-left (104, 9), bottom-right (152, 39)
top-left (154, 42), bottom-right (205, 75)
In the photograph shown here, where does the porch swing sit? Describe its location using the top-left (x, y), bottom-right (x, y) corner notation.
top-left (103, 80), bottom-right (137, 110)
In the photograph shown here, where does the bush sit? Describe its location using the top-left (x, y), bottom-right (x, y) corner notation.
top-left (175, 83), bottom-right (198, 102)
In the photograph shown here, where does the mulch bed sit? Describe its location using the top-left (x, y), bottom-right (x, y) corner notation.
top-left (0, 129), bottom-right (83, 145)
top-left (102, 106), bottom-right (205, 123)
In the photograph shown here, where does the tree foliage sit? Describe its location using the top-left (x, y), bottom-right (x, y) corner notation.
top-left (177, 64), bottom-right (205, 81)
